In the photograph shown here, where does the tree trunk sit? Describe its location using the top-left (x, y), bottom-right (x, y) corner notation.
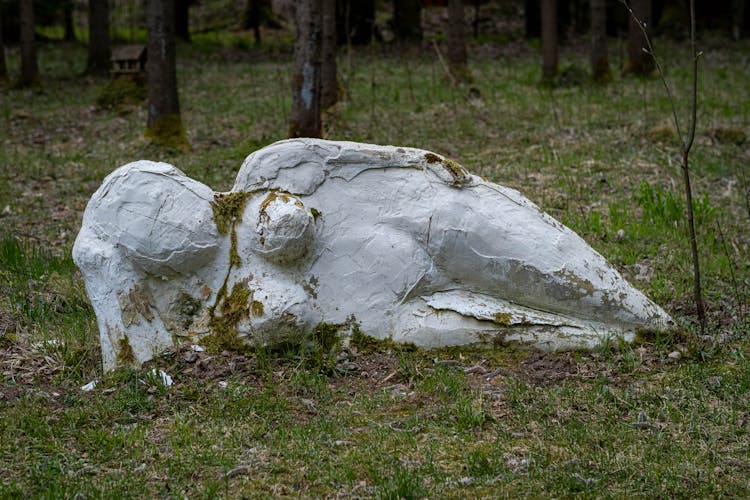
top-left (447, 0), bottom-right (470, 83)
top-left (321, 0), bottom-right (338, 109)
top-left (393, 0), bottom-right (422, 41)
top-left (146, 0), bottom-right (188, 148)
top-left (175, 0), bottom-right (190, 42)
top-left (336, 0), bottom-right (374, 45)
top-left (541, 0), bottom-right (558, 82)
top-left (289, 0), bottom-right (323, 138)
top-left (19, 0), bottom-right (39, 87)
top-left (244, 0), bottom-right (262, 45)
top-left (64, 0), bottom-right (76, 41)
top-left (590, 0), bottom-right (611, 81)
top-left (624, 0), bottom-right (654, 75)
top-left (87, 0), bottom-right (111, 75)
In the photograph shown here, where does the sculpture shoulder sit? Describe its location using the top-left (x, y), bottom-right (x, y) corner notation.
top-left (232, 138), bottom-right (477, 196)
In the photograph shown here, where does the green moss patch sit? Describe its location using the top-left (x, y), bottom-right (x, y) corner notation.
top-left (204, 282), bottom-right (252, 353)
top-left (95, 77), bottom-right (146, 110)
top-left (712, 127), bottom-right (746, 145)
top-left (493, 312), bottom-right (512, 326)
top-left (144, 113), bottom-right (190, 150)
top-left (116, 336), bottom-right (136, 365)
top-left (211, 192), bottom-right (250, 235)
top-left (423, 152), bottom-right (468, 185)
top-left (250, 300), bottom-right (264, 317)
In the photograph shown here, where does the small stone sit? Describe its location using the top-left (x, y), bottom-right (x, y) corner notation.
top-left (615, 229), bottom-right (625, 242)
top-left (336, 351), bottom-right (350, 362)
top-left (458, 476), bottom-right (474, 486)
top-left (81, 380), bottom-right (98, 392)
top-left (715, 332), bottom-right (732, 344)
top-left (706, 376), bottom-right (723, 390)
top-left (338, 361), bottom-right (360, 372)
top-left (183, 351), bottom-right (198, 363)
top-left (667, 351), bottom-right (681, 361)
top-left (1, 205), bottom-right (10, 216)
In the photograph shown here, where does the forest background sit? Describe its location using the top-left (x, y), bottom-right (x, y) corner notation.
top-left (0, 0), bottom-right (749, 497)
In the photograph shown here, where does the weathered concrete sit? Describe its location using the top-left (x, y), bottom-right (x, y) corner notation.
top-left (74, 139), bottom-right (674, 371)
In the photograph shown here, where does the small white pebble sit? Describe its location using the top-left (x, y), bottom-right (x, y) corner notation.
top-left (81, 380), bottom-right (98, 392)
top-left (668, 351), bottom-right (681, 361)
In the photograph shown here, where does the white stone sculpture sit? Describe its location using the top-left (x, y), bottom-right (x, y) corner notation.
top-left (73, 139), bottom-right (674, 371)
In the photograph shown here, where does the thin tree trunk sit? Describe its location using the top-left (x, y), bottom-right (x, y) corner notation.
top-left (146, 0), bottom-right (188, 147)
top-left (541, 0), bottom-right (558, 82)
top-left (64, 0), bottom-right (76, 41)
top-left (447, 0), bottom-right (471, 83)
top-left (321, 0), bottom-right (338, 109)
top-left (20, 0), bottom-right (39, 87)
top-left (682, 0), bottom-right (705, 331)
top-left (624, 0), bottom-right (653, 75)
top-left (87, 0), bottom-right (111, 75)
top-left (245, 0), bottom-right (262, 45)
top-left (289, 0), bottom-right (323, 138)
top-left (590, 0), bottom-right (611, 81)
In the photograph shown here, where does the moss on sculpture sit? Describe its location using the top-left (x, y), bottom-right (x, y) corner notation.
top-left (423, 152), bottom-right (468, 185)
top-left (493, 312), bottom-right (512, 326)
top-left (204, 282), bottom-right (252, 353)
top-left (116, 336), bottom-right (136, 365)
top-left (211, 192), bottom-right (250, 235)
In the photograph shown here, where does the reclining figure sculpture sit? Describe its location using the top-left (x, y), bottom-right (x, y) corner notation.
top-left (73, 139), bottom-right (674, 371)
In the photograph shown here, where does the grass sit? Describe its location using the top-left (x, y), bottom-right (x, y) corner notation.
top-left (1, 31), bottom-right (749, 497)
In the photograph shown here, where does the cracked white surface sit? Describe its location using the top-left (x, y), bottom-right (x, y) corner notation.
top-left (74, 139), bottom-right (674, 371)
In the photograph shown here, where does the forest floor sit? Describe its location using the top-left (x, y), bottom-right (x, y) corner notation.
top-left (1, 34), bottom-right (749, 497)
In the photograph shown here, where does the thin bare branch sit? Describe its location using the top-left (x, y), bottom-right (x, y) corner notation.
top-left (684, 0), bottom-right (698, 155)
top-left (620, 0), bottom-right (706, 331)
top-left (432, 40), bottom-right (458, 86)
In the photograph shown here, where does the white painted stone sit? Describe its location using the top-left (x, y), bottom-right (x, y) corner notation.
top-left (74, 139), bottom-right (674, 371)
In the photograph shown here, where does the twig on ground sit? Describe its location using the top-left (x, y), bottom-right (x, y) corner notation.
top-left (432, 40), bottom-right (457, 86)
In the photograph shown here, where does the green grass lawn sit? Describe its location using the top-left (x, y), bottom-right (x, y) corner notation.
top-left (1, 35), bottom-right (749, 497)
